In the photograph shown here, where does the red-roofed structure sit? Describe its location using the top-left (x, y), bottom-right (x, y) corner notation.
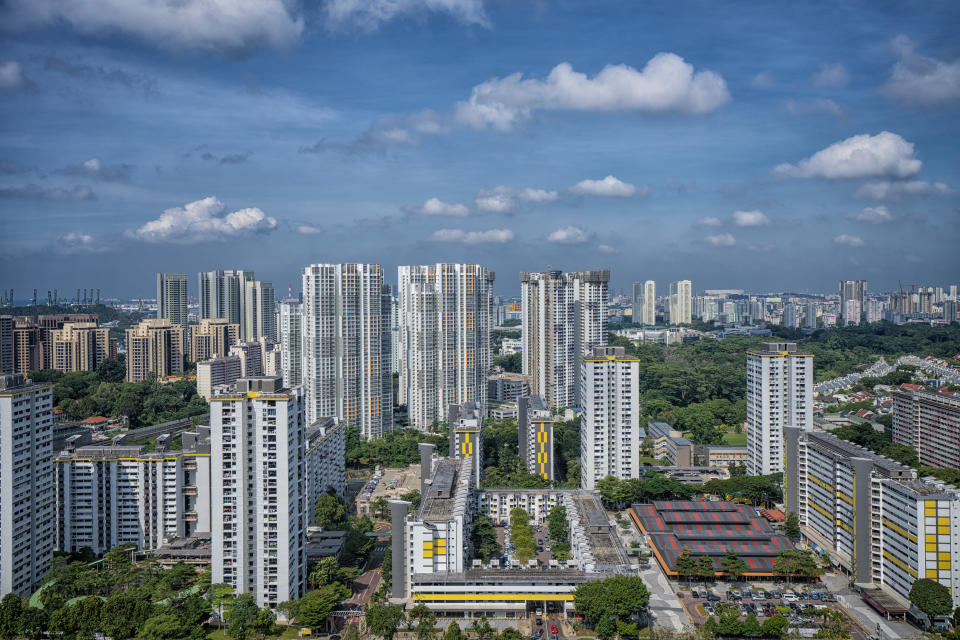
top-left (81, 416), bottom-right (110, 427)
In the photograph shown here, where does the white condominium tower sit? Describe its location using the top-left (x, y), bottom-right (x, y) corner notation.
top-left (641, 280), bottom-right (656, 326)
top-left (520, 270), bottom-right (609, 409)
top-left (839, 280), bottom-right (866, 326)
top-left (579, 346), bottom-right (641, 489)
top-left (210, 377), bottom-right (307, 608)
top-left (398, 264), bottom-right (494, 430)
top-left (301, 264), bottom-right (392, 439)
top-left (746, 342), bottom-right (813, 476)
top-left (669, 280), bottom-right (692, 325)
top-left (198, 270), bottom-right (275, 341)
top-left (156, 273), bottom-right (188, 325)
top-left (277, 299), bottom-right (302, 387)
top-left (0, 373), bottom-right (54, 597)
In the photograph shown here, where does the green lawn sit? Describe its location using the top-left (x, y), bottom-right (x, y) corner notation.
top-left (639, 456), bottom-right (667, 466)
top-left (207, 627), bottom-right (301, 640)
top-left (722, 432), bottom-right (747, 446)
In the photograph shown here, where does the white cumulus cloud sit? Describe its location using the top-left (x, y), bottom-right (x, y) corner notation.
top-left (129, 196), bottom-right (277, 243)
top-left (705, 232), bottom-right (736, 247)
top-left (732, 209), bottom-right (770, 227)
top-left (474, 187), bottom-right (516, 214)
top-left (882, 35), bottom-right (960, 107)
top-left (596, 244), bottom-right (619, 254)
top-left (847, 206), bottom-right (893, 224)
top-left (409, 197), bottom-right (470, 217)
top-left (813, 63), bottom-right (851, 87)
top-left (0, 61), bottom-right (26, 91)
top-left (833, 234), bottom-right (864, 247)
top-left (854, 180), bottom-right (954, 200)
top-left (325, 0), bottom-right (489, 31)
top-left (59, 157), bottom-right (133, 181)
top-left (453, 54), bottom-right (730, 132)
top-left (518, 188), bottom-right (559, 203)
top-left (429, 228), bottom-right (513, 244)
top-left (696, 216), bottom-right (722, 227)
top-left (569, 175), bottom-right (643, 198)
top-left (1, 0), bottom-right (303, 56)
top-left (56, 232), bottom-right (112, 254)
top-left (547, 226), bottom-right (590, 244)
top-left (297, 225), bottom-right (323, 235)
top-left (773, 131), bottom-right (921, 180)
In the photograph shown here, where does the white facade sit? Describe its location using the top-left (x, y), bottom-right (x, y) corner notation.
top-left (54, 436), bottom-right (211, 554)
top-left (230, 341), bottom-right (263, 377)
top-left (210, 377), bottom-right (307, 608)
top-left (579, 346), bottom-right (641, 489)
top-left (197, 355), bottom-right (242, 400)
top-left (0, 374), bottom-right (54, 597)
top-left (669, 280), bottom-right (692, 325)
top-left (199, 270), bottom-right (274, 341)
top-left (302, 264), bottom-right (392, 439)
top-left (157, 273), bottom-right (188, 326)
top-left (746, 342), bottom-right (813, 476)
top-left (278, 300), bottom-right (303, 387)
top-left (804, 302), bottom-right (818, 329)
top-left (398, 264), bottom-right (494, 431)
top-left (839, 280), bottom-right (866, 326)
top-left (520, 270), bottom-right (609, 409)
top-left (306, 420), bottom-right (346, 515)
top-left (641, 280), bottom-right (656, 326)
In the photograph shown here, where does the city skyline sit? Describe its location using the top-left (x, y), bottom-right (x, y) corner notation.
top-left (2, 1), bottom-right (960, 295)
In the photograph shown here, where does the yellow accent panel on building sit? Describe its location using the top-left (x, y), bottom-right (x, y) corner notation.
top-left (807, 473), bottom-right (834, 492)
top-left (882, 518), bottom-right (917, 543)
top-left (882, 549), bottom-right (918, 578)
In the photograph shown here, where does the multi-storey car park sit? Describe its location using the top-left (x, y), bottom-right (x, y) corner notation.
top-left (388, 443), bottom-right (634, 619)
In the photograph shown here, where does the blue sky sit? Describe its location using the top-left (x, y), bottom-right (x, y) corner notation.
top-left (1, 0), bottom-right (958, 298)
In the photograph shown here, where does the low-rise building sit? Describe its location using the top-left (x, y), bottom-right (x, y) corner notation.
top-left (696, 444), bottom-right (748, 469)
top-left (487, 372), bottom-right (531, 403)
top-left (646, 421), bottom-right (694, 466)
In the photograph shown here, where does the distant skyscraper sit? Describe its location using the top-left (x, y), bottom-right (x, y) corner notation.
top-left (0, 373), bottom-right (54, 597)
top-left (278, 300), bottom-right (302, 387)
top-left (746, 342), bottom-right (813, 476)
top-left (782, 303), bottom-right (799, 329)
top-left (839, 280), bottom-right (866, 325)
top-left (199, 270), bottom-right (273, 341)
top-left (156, 273), bottom-right (188, 326)
top-left (398, 264), bottom-right (493, 430)
top-left (642, 280), bottom-right (656, 326)
top-left (301, 264), bottom-right (392, 439)
top-left (520, 270), bottom-right (609, 408)
top-left (189, 317), bottom-right (239, 362)
top-left (210, 377), bottom-right (307, 608)
top-left (390, 295), bottom-right (399, 375)
top-left (669, 280), bottom-right (692, 325)
top-left (0, 316), bottom-right (12, 374)
top-left (51, 322), bottom-right (113, 372)
top-left (804, 302), bottom-right (818, 329)
top-left (950, 284), bottom-right (958, 301)
top-left (580, 346), bottom-right (640, 489)
top-left (631, 282), bottom-right (643, 323)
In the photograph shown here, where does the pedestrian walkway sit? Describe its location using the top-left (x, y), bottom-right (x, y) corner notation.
top-left (640, 563), bottom-right (689, 631)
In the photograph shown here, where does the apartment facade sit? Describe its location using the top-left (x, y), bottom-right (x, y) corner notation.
top-left (520, 270), bottom-right (609, 409)
top-left (579, 346), bottom-right (641, 489)
top-left (189, 317), bottom-right (239, 362)
top-left (156, 273), bottom-right (189, 326)
top-left (447, 402), bottom-right (484, 487)
top-left (892, 390), bottom-right (960, 471)
top-left (210, 377), bottom-right (307, 608)
top-left (518, 395), bottom-right (554, 482)
top-left (54, 430), bottom-right (211, 554)
top-left (126, 318), bottom-right (187, 382)
top-left (306, 419), bottom-right (346, 513)
top-left (277, 300), bottom-right (302, 387)
top-left (641, 280), bottom-right (656, 326)
top-left (668, 280), bottom-right (692, 325)
top-left (301, 264), bottom-right (392, 439)
top-left (51, 322), bottom-right (112, 372)
top-left (398, 264), bottom-right (494, 430)
top-left (839, 280), bottom-right (866, 326)
top-left (198, 270), bottom-right (275, 341)
top-left (0, 374), bottom-right (54, 597)
top-left (784, 428), bottom-right (960, 610)
top-left (746, 342), bottom-right (813, 476)
top-left (196, 355), bottom-right (242, 399)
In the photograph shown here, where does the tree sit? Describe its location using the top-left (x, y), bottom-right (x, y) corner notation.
top-left (594, 616), bottom-right (616, 640)
top-left (370, 497), bottom-right (389, 520)
top-left (314, 492), bottom-right (348, 530)
top-left (742, 613), bottom-right (763, 638)
top-left (297, 583), bottom-right (351, 630)
top-left (695, 556), bottom-right (716, 580)
top-left (784, 512), bottom-right (801, 539)
top-left (96, 358), bottom-right (126, 383)
top-left (409, 604), bottom-right (437, 640)
top-left (0, 595), bottom-right (23, 640)
top-left (721, 550), bottom-right (748, 583)
top-left (208, 583), bottom-right (235, 629)
top-left (252, 609), bottom-right (276, 639)
top-left (471, 515), bottom-right (501, 563)
top-left (310, 557), bottom-right (340, 588)
top-left (761, 615), bottom-right (788, 638)
top-left (716, 609), bottom-right (743, 637)
top-left (674, 549), bottom-right (697, 583)
top-left (909, 578), bottom-right (953, 617)
top-left (573, 575), bottom-right (650, 625)
top-left (100, 592), bottom-right (153, 640)
top-left (500, 628), bottom-right (525, 640)
top-left (19, 607), bottom-right (48, 640)
top-left (953, 606), bottom-right (960, 629)
top-left (443, 621), bottom-right (464, 640)
top-left (471, 616), bottom-right (494, 640)
top-left (366, 604), bottom-right (406, 640)
top-left (140, 612), bottom-right (191, 640)
top-left (227, 593), bottom-right (260, 640)
top-left (547, 505), bottom-right (569, 543)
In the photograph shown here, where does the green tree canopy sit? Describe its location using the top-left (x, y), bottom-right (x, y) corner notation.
top-left (909, 578), bottom-right (953, 617)
top-left (573, 575), bottom-right (650, 624)
top-left (297, 583), bottom-right (351, 629)
top-left (366, 604), bottom-right (406, 640)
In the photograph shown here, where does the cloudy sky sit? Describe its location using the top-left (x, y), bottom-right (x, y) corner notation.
top-left (1, 0), bottom-right (958, 299)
